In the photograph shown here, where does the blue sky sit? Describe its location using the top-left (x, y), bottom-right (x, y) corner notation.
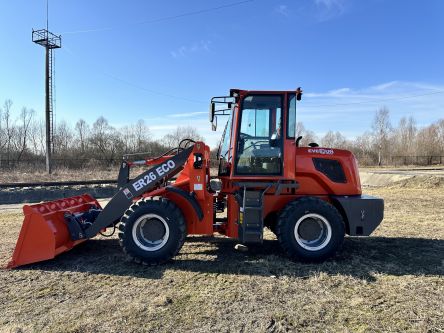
top-left (1, 0), bottom-right (443, 147)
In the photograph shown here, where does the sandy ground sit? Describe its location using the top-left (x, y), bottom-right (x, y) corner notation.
top-left (0, 181), bottom-right (443, 332)
top-left (360, 167), bottom-right (444, 187)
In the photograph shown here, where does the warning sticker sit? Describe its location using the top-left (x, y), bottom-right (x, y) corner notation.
top-left (123, 188), bottom-right (133, 199)
top-left (193, 183), bottom-right (203, 191)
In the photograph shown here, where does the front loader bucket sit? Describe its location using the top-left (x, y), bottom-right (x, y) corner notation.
top-left (7, 194), bottom-right (102, 269)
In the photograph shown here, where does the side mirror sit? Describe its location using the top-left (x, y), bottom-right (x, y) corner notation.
top-left (296, 87), bottom-right (303, 101)
top-left (211, 116), bottom-right (217, 131)
top-left (209, 102), bottom-right (215, 122)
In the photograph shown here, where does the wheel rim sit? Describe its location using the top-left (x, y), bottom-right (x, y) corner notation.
top-left (294, 213), bottom-right (332, 251)
top-left (132, 213), bottom-right (170, 251)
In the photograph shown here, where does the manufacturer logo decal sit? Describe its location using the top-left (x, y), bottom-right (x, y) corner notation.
top-left (308, 148), bottom-right (334, 155)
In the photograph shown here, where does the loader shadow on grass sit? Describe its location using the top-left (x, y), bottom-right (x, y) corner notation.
top-left (21, 235), bottom-right (444, 281)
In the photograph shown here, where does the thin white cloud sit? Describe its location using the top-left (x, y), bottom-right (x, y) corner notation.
top-left (170, 40), bottom-right (212, 58)
top-left (150, 125), bottom-right (177, 130)
top-left (274, 5), bottom-right (289, 17)
top-left (304, 81), bottom-right (444, 101)
top-left (369, 81), bottom-right (399, 91)
top-left (313, 0), bottom-right (347, 21)
top-left (168, 111), bottom-right (207, 118)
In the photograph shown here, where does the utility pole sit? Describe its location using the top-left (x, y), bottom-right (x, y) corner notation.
top-left (32, 17), bottom-right (61, 174)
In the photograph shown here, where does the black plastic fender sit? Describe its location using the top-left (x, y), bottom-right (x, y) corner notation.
top-left (166, 186), bottom-right (204, 221)
top-left (331, 195), bottom-right (384, 236)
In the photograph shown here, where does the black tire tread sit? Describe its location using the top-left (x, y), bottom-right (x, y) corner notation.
top-left (276, 197), bottom-right (345, 262)
top-left (118, 197), bottom-right (186, 265)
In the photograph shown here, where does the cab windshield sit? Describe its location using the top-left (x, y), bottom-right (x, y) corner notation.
top-left (235, 95), bottom-right (282, 175)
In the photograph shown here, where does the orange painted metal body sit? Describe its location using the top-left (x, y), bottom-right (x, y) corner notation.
top-left (7, 194), bottom-right (101, 268)
top-left (7, 89), bottom-right (367, 268)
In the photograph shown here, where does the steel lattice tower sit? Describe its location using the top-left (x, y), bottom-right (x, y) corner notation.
top-left (32, 29), bottom-right (61, 174)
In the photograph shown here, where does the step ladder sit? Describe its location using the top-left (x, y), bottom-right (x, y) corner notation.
top-left (236, 182), bottom-right (273, 243)
top-left (234, 181), bottom-right (299, 244)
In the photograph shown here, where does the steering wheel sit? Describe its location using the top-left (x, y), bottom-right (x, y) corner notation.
top-left (239, 132), bottom-right (256, 151)
top-left (239, 132), bottom-right (254, 139)
top-left (296, 136), bottom-right (303, 147)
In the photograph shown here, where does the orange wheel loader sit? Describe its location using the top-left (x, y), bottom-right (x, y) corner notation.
top-left (7, 88), bottom-right (384, 268)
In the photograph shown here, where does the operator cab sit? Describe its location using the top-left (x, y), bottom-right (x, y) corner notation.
top-left (210, 89), bottom-right (302, 178)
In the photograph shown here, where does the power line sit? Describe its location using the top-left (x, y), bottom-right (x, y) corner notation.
top-left (101, 72), bottom-right (206, 104)
top-left (302, 90), bottom-right (444, 108)
top-left (62, 0), bottom-right (255, 35)
top-left (61, 46), bottom-right (206, 104)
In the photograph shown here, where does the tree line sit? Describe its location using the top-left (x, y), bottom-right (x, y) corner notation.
top-left (302, 107), bottom-right (444, 166)
top-left (0, 99), bottom-right (203, 169)
top-left (1, 99), bottom-right (443, 169)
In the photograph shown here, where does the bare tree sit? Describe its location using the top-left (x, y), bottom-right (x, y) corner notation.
top-left (321, 130), bottom-right (347, 148)
top-left (371, 107), bottom-right (392, 166)
top-left (416, 124), bottom-right (441, 163)
top-left (295, 122), bottom-right (318, 146)
top-left (90, 116), bottom-right (113, 158)
top-left (134, 119), bottom-right (151, 151)
top-left (15, 107), bottom-right (34, 161)
top-left (349, 131), bottom-right (376, 165)
top-left (75, 119), bottom-right (90, 154)
top-left (395, 116), bottom-right (417, 156)
top-left (54, 120), bottom-right (74, 155)
top-left (1, 100), bottom-right (14, 163)
top-left (121, 119), bottom-right (151, 153)
top-left (162, 126), bottom-right (204, 148)
top-left (28, 118), bottom-right (44, 155)
top-left (436, 119), bottom-right (444, 153)
top-left (89, 116), bottom-right (124, 161)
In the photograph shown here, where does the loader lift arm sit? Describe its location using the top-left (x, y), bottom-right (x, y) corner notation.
top-left (76, 145), bottom-right (195, 240)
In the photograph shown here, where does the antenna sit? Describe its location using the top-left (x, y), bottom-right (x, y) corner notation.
top-left (33, 0), bottom-right (61, 174)
top-left (46, 0), bottom-right (49, 31)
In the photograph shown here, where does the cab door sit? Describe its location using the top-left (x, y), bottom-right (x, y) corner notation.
top-left (234, 94), bottom-right (283, 176)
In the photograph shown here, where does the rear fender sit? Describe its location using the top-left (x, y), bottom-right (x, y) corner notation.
top-left (331, 195), bottom-right (384, 236)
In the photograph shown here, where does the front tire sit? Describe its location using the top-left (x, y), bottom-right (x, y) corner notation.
top-left (276, 197), bottom-right (345, 262)
top-left (118, 197), bottom-right (186, 265)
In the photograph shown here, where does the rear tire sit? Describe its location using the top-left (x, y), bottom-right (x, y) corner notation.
top-left (276, 197), bottom-right (345, 262)
top-left (118, 197), bottom-right (186, 265)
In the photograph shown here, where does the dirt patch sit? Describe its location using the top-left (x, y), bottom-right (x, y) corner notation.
top-left (359, 171), bottom-right (413, 187)
top-left (388, 175), bottom-right (444, 189)
top-left (0, 187), bottom-right (443, 332)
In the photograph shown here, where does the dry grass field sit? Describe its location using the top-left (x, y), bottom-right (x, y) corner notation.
top-left (0, 178), bottom-right (443, 332)
top-left (0, 166), bottom-right (173, 184)
top-left (0, 168), bottom-right (119, 183)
